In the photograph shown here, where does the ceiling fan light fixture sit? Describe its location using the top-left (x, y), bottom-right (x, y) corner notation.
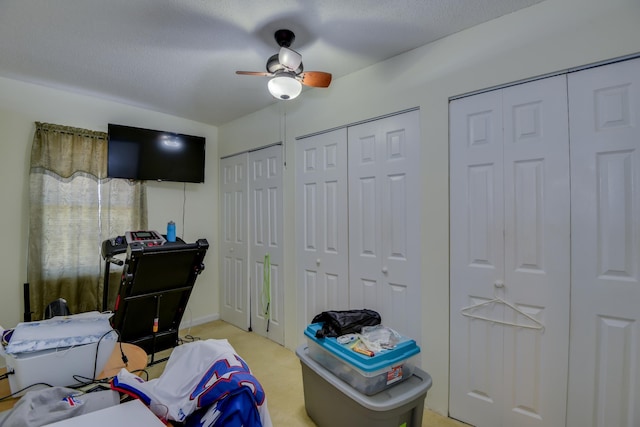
top-left (268, 73), bottom-right (302, 100)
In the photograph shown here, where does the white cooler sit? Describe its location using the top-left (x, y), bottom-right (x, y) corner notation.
top-left (0, 312), bottom-right (117, 395)
top-left (1, 338), bottom-right (116, 395)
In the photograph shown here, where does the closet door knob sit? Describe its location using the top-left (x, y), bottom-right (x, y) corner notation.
top-left (382, 266), bottom-right (388, 274)
top-left (494, 280), bottom-right (504, 288)
top-left (316, 258), bottom-right (321, 266)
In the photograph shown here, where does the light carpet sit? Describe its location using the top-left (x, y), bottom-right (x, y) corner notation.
top-left (145, 320), bottom-right (468, 427)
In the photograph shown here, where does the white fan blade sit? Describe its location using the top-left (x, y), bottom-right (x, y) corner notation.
top-left (279, 47), bottom-right (302, 71)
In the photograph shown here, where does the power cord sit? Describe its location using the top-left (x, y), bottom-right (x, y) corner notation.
top-left (120, 341), bottom-right (128, 367)
top-left (177, 308), bottom-right (200, 345)
top-left (0, 382), bottom-right (54, 402)
top-left (0, 327), bottom-right (133, 400)
top-left (70, 328), bottom-right (127, 388)
top-left (178, 334), bottom-right (201, 345)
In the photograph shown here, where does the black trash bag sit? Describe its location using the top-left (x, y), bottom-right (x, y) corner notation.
top-left (311, 309), bottom-right (381, 338)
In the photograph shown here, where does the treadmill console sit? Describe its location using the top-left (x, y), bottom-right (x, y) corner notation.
top-left (125, 230), bottom-right (166, 247)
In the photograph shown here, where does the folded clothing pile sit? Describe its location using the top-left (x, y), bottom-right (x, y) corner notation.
top-left (111, 339), bottom-right (273, 427)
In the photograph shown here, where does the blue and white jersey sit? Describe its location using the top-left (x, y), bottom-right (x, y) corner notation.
top-left (112, 339), bottom-right (272, 427)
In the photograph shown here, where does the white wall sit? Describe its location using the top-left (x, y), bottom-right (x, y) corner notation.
top-left (1, 0), bottom-right (638, 416)
top-left (218, 0), bottom-right (640, 415)
top-left (0, 78), bottom-right (220, 334)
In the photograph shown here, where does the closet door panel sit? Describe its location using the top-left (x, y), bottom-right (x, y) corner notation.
top-left (450, 90), bottom-right (505, 427)
top-left (349, 132), bottom-right (381, 263)
top-left (567, 57), bottom-right (640, 427)
top-left (502, 76), bottom-right (570, 427)
top-left (296, 129), bottom-right (349, 333)
top-left (451, 76), bottom-right (570, 427)
top-left (220, 154), bottom-right (250, 330)
top-left (249, 145), bottom-right (284, 344)
top-left (349, 128), bottom-right (383, 314)
top-left (380, 114), bottom-right (421, 335)
top-left (348, 111), bottom-right (421, 340)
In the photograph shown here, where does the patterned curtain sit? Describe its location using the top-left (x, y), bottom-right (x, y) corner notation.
top-left (28, 122), bottom-right (148, 320)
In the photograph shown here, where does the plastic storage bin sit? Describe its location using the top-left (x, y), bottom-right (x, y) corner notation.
top-left (304, 322), bottom-right (420, 395)
top-left (297, 344), bottom-right (431, 427)
top-left (0, 339), bottom-right (116, 395)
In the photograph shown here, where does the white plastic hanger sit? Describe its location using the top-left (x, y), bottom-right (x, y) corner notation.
top-left (460, 281), bottom-right (545, 331)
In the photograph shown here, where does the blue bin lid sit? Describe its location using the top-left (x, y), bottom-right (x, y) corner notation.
top-left (304, 323), bottom-right (420, 373)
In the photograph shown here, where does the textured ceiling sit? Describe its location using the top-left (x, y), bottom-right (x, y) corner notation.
top-left (0, 0), bottom-right (544, 126)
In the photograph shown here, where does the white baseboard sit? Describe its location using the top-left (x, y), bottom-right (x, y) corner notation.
top-left (179, 312), bottom-right (220, 331)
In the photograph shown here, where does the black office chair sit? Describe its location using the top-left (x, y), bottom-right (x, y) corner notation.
top-left (44, 298), bottom-right (71, 319)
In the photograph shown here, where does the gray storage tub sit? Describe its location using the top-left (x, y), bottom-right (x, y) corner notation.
top-left (296, 344), bottom-right (432, 427)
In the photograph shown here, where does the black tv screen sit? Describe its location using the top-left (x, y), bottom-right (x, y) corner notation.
top-left (107, 124), bottom-right (205, 183)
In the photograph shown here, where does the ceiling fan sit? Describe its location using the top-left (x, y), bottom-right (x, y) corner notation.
top-left (236, 29), bottom-right (332, 100)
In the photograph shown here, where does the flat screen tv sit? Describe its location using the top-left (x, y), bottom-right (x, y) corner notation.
top-left (107, 123), bottom-right (205, 183)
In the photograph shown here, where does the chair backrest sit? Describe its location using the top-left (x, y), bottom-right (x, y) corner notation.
top-left (44, 298), bottom-right (71, 319)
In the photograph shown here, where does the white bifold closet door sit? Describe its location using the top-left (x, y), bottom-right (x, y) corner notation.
top-left (296, 128), bottom-right (349, 331)
top-left (220, 153), bottom-right (250, 331)
top-left (249, 145), bottom-right (284, 345)
top-left (219, 145), bottom-right (284, 345)
top-left (566, 57), bottom-right (640, 427)
top-left (295, 110), bottom-right (421, 342)
top-left (348, 110), bottom-right (421, 341)
top-left (450, 75), bottom-right (570, 427)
